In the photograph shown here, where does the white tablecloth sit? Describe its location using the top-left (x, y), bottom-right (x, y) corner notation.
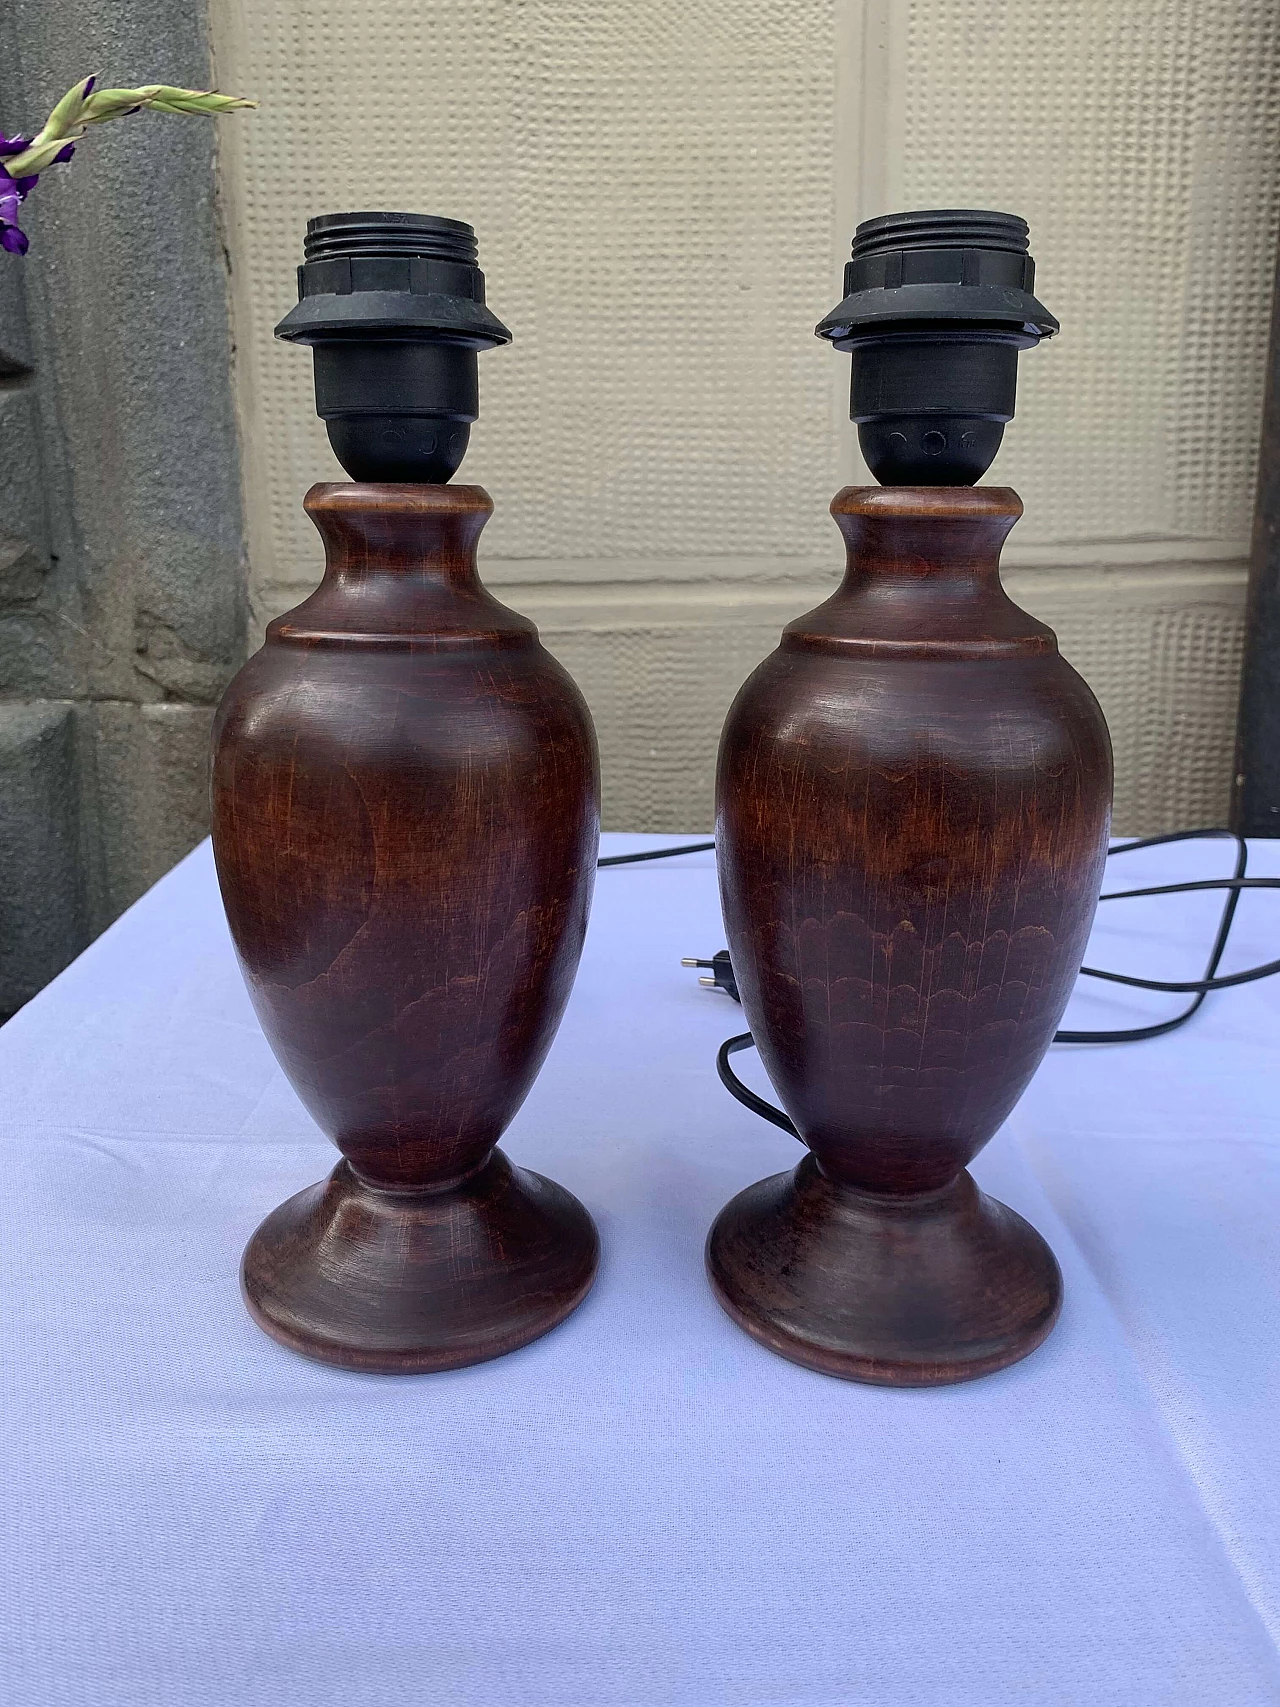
top-left (3, 831), bottom-right (1280, 1705)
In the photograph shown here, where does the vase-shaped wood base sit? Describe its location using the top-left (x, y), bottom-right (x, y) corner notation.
top-left (707, 1155), bottom-right (1061, 1386)
top-left (213, 484), bottom-right (602, 1371)
top-left (242, 1150), bottom-right (599, 1374)
top-left (712, 486), bottom-right (1109, 1384)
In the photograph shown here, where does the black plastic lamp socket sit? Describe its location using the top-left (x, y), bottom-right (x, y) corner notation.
top-left (275, 211), bottom-right (511, 483)
top-left (815, 209), bottom-right (1057, 485)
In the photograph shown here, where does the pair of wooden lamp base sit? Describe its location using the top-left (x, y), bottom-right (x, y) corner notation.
top-left (214, 479), bottom-right (1108, 1389)
top-left (241, 1152), bottom-right (1058, 1387)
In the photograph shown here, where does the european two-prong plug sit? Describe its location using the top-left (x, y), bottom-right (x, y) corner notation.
top-left (680, 949), bottom-right (740, 1003)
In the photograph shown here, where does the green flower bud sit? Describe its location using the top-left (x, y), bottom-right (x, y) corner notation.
top-left (43, 75), bottom-right (95, 140)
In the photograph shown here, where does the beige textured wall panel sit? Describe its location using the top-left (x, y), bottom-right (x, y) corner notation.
top-left (874, 0), bottom-right (1280, 544)
top-left (212, 0), bottom-right (1278, 833)
top-left (211, 0), bottom-right (841, 624)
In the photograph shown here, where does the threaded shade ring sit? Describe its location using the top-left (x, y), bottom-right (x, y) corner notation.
top-left (304, 212), bottom-right (478, 265)
top-left (850, 209), bottom-right (1029, 262)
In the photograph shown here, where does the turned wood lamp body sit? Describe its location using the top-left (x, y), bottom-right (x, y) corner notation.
top-left (212, 215), bottom-right (599, 1370)
top-left (708, 212), bottom-right (1112, 1384)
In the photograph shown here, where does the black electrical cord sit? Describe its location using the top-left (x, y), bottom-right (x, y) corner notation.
top-left (597, 841), bottom-right (715, 867)
top-left (600, 828), bottom-right (1280, 1139)
top-left (715, 1034), bottom-right (800, 1137)
top-left (1057, 828), bottom-right (1279, 1039)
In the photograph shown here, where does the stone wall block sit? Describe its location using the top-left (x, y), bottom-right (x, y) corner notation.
top-left (0, 385), bottom-right (67, 698)
top-left (0, 249), bottom-right (34, 374)
top-left (0, 700), bottom-right (84, 1017)
top-left (0, 387), bottom-right (53, 580)
top-left (83, 702), bottom-right (214, 930)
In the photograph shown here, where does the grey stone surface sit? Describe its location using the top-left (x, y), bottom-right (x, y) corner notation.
top-left (0, 702), bottom-right (83, 1017)
top-left (0, 236), bottom-right (33, 374)
top-left (80, 702), bottom-right (216, 928)
top-left (0, 385), bottom-right (62, 696)
top-left (0, 0), bottom-right (247, 1012)
top-left (3, 0), bottom-right (248, 706)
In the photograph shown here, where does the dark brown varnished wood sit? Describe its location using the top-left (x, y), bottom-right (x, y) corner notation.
top-left (709, 486), bottom-right (1112, 1384)
top-left (211, 483), bottom-right (600, 1372)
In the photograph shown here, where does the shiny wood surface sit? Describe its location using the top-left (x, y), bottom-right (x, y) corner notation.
top-left (710, 486), bottom-right (1112, 1384)
top-left (212, 483), bottom-right (600, 1371)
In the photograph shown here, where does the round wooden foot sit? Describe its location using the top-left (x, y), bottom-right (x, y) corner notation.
top-left (707, 1155), bottom-right (1061, 1386)
top-left (242, 1150), bottom-right (599, 1373)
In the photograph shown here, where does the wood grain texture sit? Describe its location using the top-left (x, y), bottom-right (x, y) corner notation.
top-left (211, 483), bottom-right (600, 1372)
top-left (709, 485), bottom-right (1112, 1384)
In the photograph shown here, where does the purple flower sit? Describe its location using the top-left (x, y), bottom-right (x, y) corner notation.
top-left (0, 164), bottom-right (29, 254)
top-left (0, 129), bottom-right (75, 255)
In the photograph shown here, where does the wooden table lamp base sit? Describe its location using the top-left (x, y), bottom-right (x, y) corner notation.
top-left (707, 1157), bottom-right (1061, 1386)
top-left (711, 487), bottom-right (1111, 1387)
top-left (212, 483), bottom-right (602, 1375)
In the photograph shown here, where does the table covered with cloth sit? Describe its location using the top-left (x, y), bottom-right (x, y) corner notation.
top-left (2, 832), bottom-right (1280, 1705)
